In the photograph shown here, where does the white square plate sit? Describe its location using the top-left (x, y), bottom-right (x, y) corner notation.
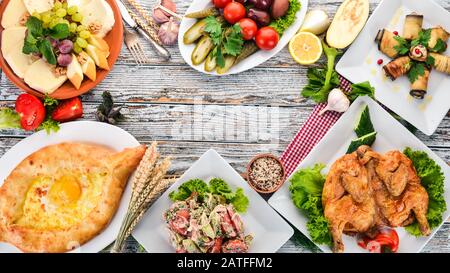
top-left (132, 149), bottom-right (294, 253)
top-left (336, 0), bottom-right (450, 136)
top-left (268, 96), bottom-right (450, 253)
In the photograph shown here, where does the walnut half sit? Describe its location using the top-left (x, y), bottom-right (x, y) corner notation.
top-left (19, 12), bottom-right (30, 26)
top-left (54, 67), bottom-right (67, 77)
top-left (88, 21), bottom-right (103, 35)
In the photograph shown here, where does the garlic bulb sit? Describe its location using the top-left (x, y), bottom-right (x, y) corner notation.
top-left (152, 8), bottom-right (170, 24)
top-left (158, 18), bottom-right (179, 46)
top-left (319, 88), bottom-right (350, 115)
top-left (300, 9), bottom-right (331, 35)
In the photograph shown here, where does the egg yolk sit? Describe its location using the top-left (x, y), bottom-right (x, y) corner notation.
top-left (48, 175), bottom-right (82, 206)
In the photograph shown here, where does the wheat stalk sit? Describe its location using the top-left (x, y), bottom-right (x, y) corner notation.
top-left (124, 177), bottom-right (176, 238)
top-left (126, 7), bottom-right (162, 45)
top-left (111, 147), bottom-right (172, 253)
top-left (126, 0), bottom-right (160, 30)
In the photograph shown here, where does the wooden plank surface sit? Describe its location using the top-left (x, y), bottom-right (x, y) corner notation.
top-left (0, 0), bottom-right (449, 253)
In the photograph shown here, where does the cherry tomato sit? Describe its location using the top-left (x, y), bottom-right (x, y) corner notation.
top-left (15, 94), bottom-right (46, 131)
top-left (357, 228), bottom-right (399, 253)
top-left (223, 2), bottom-right (246, 24)
top-left (255, 26), bottom-right (279, 50)
top-left (209, 237), bottom-right (223, 253)
top-left (238, 18), bottom-right (258, 40)
top-left (212, 0), bottom-right (232, 8)
top-left (51, 97), bottom-right (83, 122)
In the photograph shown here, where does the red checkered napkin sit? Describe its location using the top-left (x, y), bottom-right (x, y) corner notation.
top-left (280, 76), bottom-right (352, 177)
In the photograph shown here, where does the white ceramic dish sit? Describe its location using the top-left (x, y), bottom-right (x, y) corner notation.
top-left (178, 0), bottom-right (308, 75)
top-left (268, 96), bottom-right (450, 253)
top-left (0, 121), bottom-right (140, 253)
top-left (336, 0), bottom-right (450, 136)
top-left (132, 149), bottom-right (294, 253)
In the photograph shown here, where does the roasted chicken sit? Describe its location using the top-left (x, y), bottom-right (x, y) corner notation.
top-left (322, 146), bottom-right (430, 252)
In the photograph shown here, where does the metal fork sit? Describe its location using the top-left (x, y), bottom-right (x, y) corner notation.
top-left (123, 26), bottom-right (149, 65)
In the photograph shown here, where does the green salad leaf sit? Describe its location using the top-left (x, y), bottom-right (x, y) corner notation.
top-left (231, 188), bottom-right (249, 213)
top-left (289, 164), bottom-right (332, 246)
top-left (26, 16), bottom-right (43, 37)
top-left (393, 35), bottom-right (410, 55)
top-left (348, 81), bottom-right (375, 102)
top-left (49, 23), bottom-right (70, 40)
top-left (169, 179), bottom-right (210, 201)
top-left (431, 39), bottom-right (447, 53)
top-left (411, 29), bottom-right (431, 48)
top-left (204, 16), bottom-right (244, 68)
top-left (301, 41), bottom-right (341, 103)
top-left (347, 131), bottom-right (377, 154)
top-left (407, 62), bottom-right (426, 83)
top-left (354, 105), bottom-right (374, 137)
top-left (169, 178), bottom-right (249, 213)
top-left (403, 148), bottom-right (447, 237)
top-left (269, 0), bottom-right (301, 35)
top-left (0, 108), bottom-right (21, 129)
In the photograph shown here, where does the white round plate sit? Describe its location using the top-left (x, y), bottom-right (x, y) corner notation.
top-left (0, 121), bottom-right (140, 253)
top-left (178, 0), bottom-right (308, 76)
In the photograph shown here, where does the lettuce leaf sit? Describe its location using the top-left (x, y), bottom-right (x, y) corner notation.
top-left (0, 108), bottom-right (21, 129)
top-left (169, 178), bottom-right (249, 213)
top-left (231, 188), bottom-right (249, 213)
top-left (169, 179), bottom-right (210, 201)
top-left (289, 164), bottom-right (332, 245)
top-left (403, 148), bottom-right (447, 236)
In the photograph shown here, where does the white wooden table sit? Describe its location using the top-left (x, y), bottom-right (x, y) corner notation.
top-left (0, 0), bottom-right (449, 253)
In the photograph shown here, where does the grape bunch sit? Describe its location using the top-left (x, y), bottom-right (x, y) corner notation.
top-left (35, 0), bottom-right (92, 66)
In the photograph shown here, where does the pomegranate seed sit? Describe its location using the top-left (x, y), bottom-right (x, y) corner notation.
top-left (377, 59), bottom-right (383, 65)
top-left (393, 31), bottom-right (399, 35)
top-left (415, 48), bottom-right (421, 54)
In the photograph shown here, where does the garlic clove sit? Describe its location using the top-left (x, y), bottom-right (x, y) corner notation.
top-left (319, 88), bottom-right (350, 115)
top-left (300, 9), bottom-right (331, 35)
top-left (152, 8), bottom-right (170, 24)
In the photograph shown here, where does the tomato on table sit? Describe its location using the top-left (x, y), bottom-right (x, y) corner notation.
top-left (51, 97), bottom-right (83, 122)
top-left (223, 2), bottom-right (246, 24)
top-left (15, 94), bottom-right (46, 131)
top-left (255, 26), bottom-right (279, 50)
top-left (239, 18), bottom-right (258, 40)
top-left (213, 0), bottom-right (232, 9)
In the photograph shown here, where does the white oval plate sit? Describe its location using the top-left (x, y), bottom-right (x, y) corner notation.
top-left (178, 0), bottom-right (308, 76)
top-left (0, 121), bottom-right (140, 253)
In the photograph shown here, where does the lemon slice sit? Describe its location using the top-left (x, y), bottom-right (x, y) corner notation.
top-left (289, 32), bottom-right (323, 65)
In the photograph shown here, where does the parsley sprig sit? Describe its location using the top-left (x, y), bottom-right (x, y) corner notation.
top-left (411, 29), bottom-right (431, 48)
top-left (204, 16), bottom-right (244, 68)
top-left (393, 35), bottom-right (410, 55)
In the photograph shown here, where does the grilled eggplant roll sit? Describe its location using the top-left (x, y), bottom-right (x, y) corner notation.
top-left (403, 13), bottom-right (423, 40)
top-left (427, 26), bottom-right (450, 50)
top-left (430, 52), bottom-right (450, 75)
top-left (375, 29), bottom-right (401, 58)
top-left (383, 56), bottom-right (412, 80)
top-left (410, 66), bottom-right (430, 99)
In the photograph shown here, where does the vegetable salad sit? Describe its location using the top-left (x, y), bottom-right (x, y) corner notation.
top-left (165, 178), bottom-right (252, 253)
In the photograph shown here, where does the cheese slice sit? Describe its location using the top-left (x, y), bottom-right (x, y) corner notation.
top-left (1, 0), bottom-right (29, 29)
top-left (80, 0), bottom-right (115, 38)
top-left (67, 0), bottom-right (91, 7)
top-left (67, 54), bottom-right (84, 89)
top-left (1, 27), bottom-right (27, 56)
top-left (24, 59), bottom-right (67, 94)
top-left (3, 31), bottom-right (36, 79)
top-left (23, 0), bottom-right (54, 14)
top-left (86, 44), bottom-right (109, 70)
top-left (79, 51), bottom-right (97, 81)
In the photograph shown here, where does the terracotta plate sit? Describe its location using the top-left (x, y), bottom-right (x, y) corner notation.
top-left (0, 0), bottom-right (123, 99)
